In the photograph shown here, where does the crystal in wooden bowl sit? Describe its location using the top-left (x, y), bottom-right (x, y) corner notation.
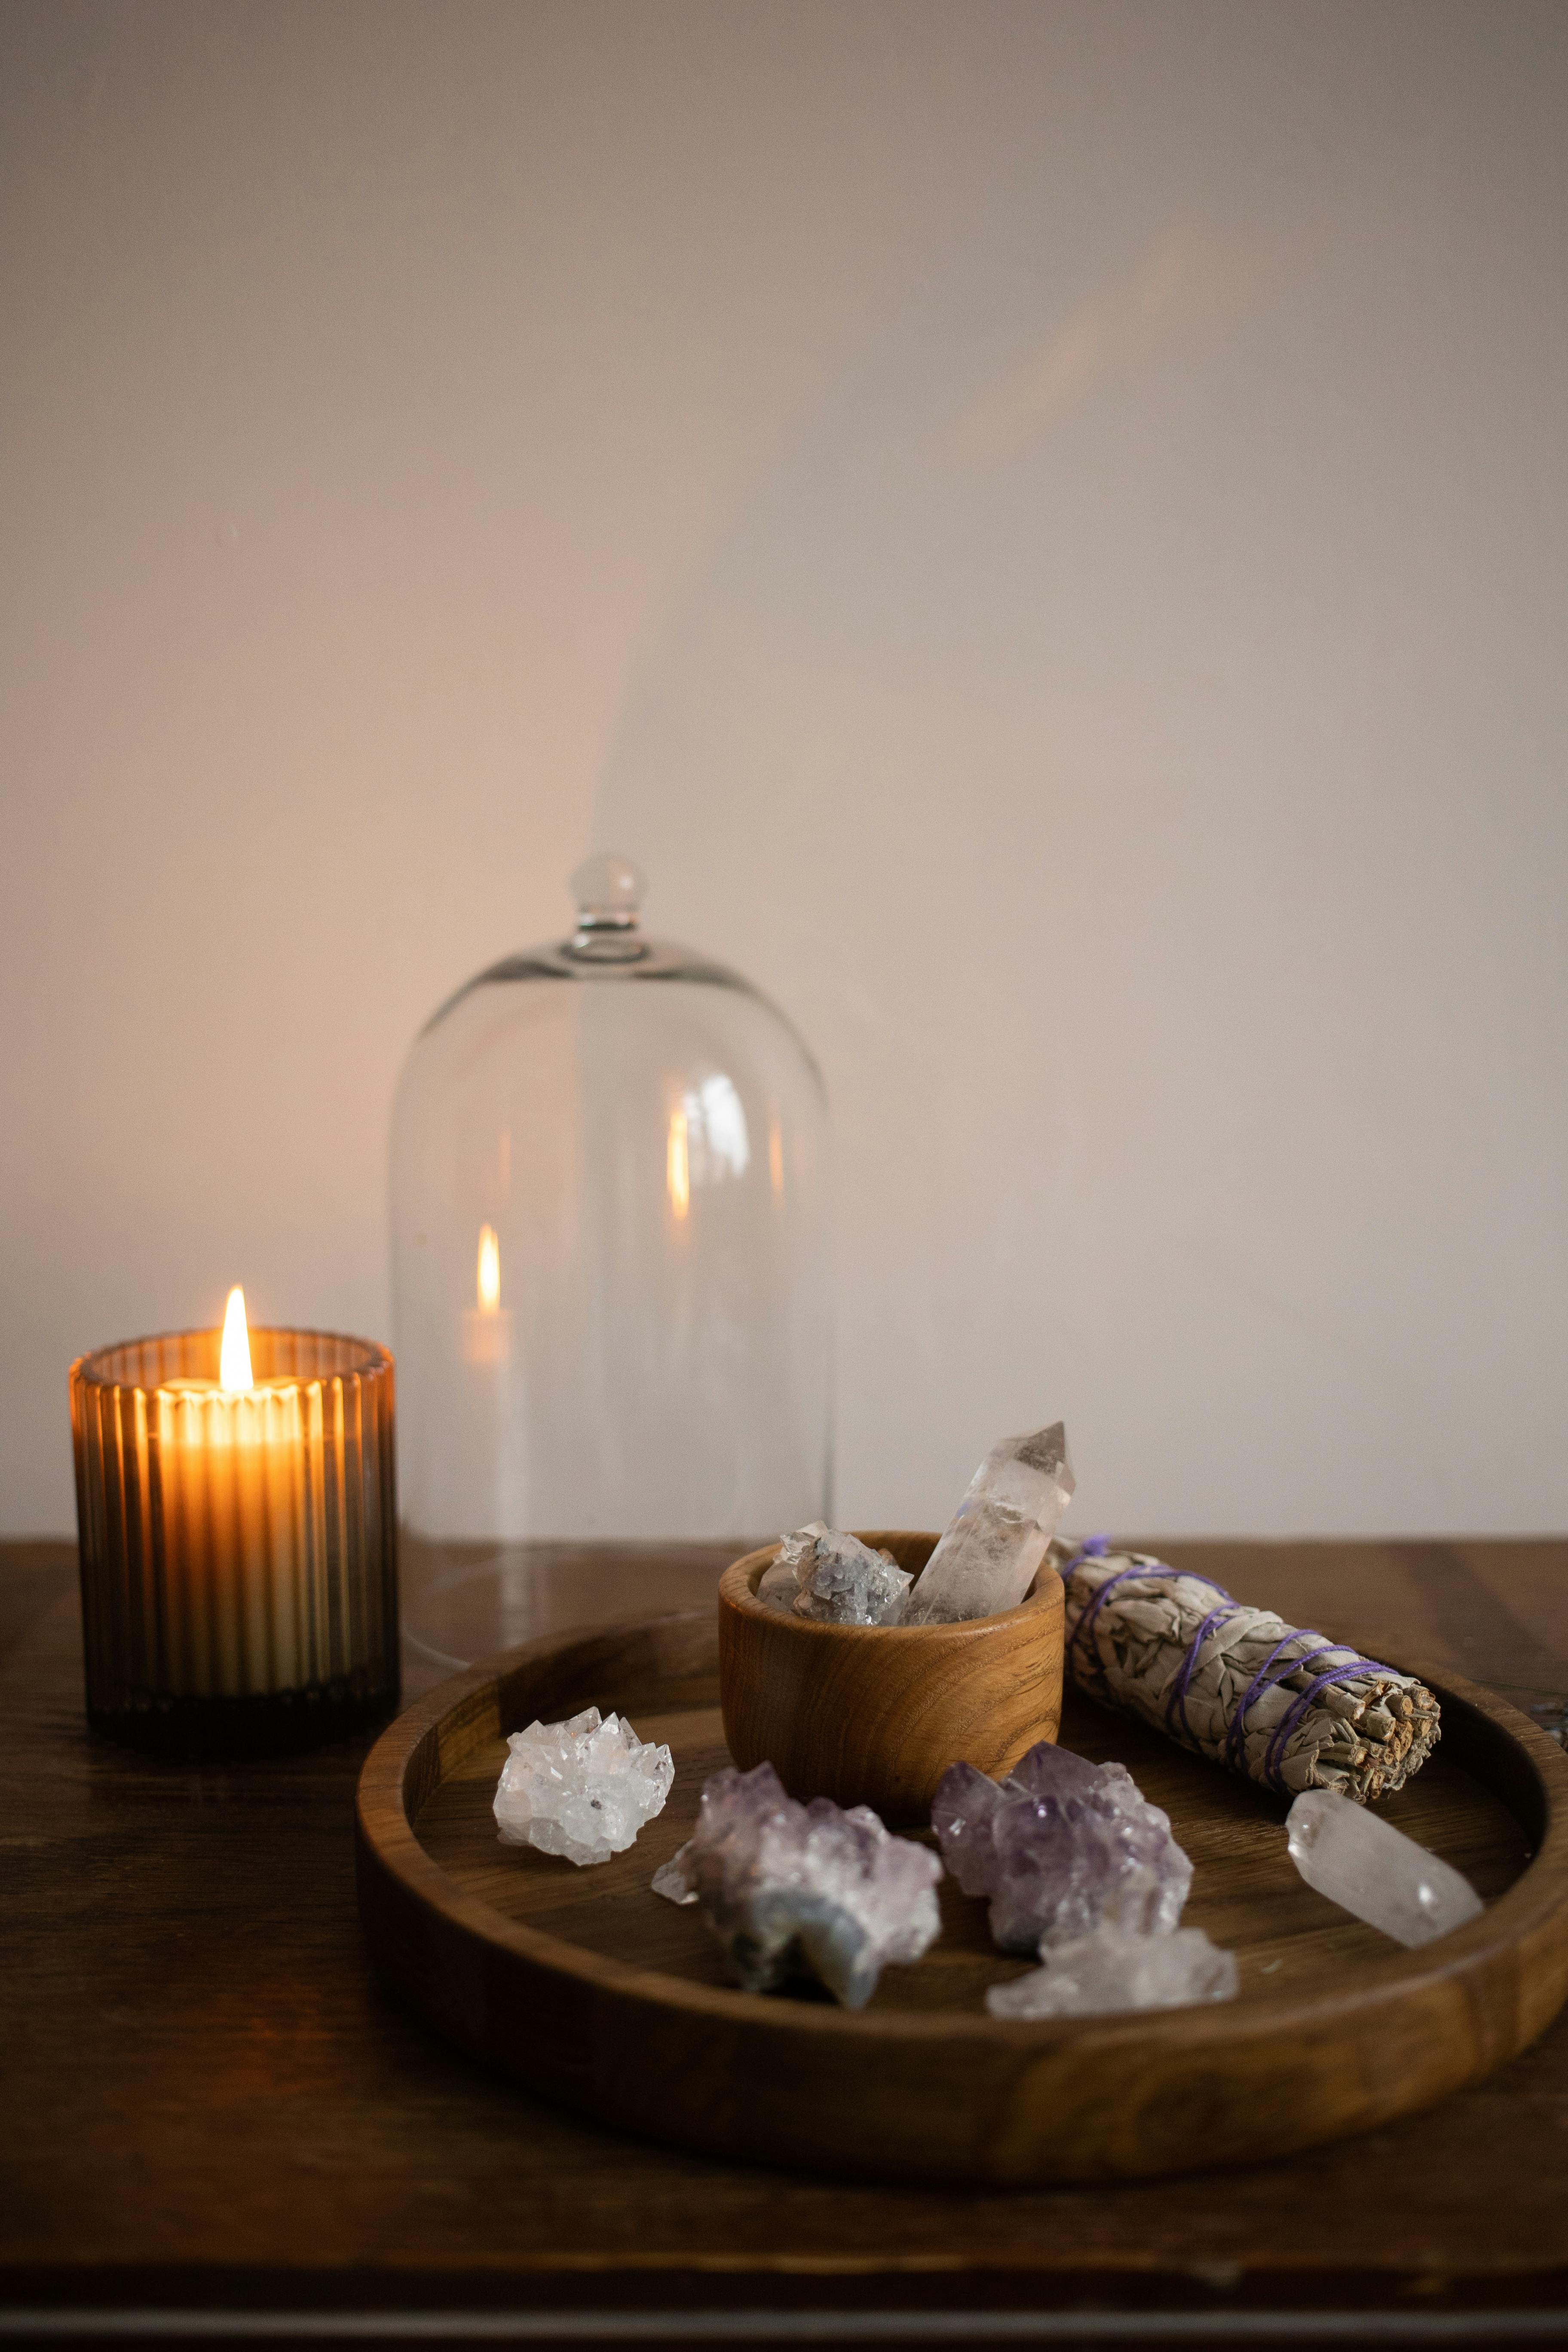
top-left (717, 1529), bottom-right (1064, 1825)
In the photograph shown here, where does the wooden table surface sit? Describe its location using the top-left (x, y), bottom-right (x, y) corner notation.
top-left (4, 1536), bottom-right (1568, 2349)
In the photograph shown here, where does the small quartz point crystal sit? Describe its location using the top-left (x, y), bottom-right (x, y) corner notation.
top-left (656, 1761), bottom-right (941, 2006)
top-left (1286, 1788), bottom-right (1484, 1947)
top-left (757, 1523), bottom-right (912, 1626)
top-left (651, 1844), bottom-right (698, 1904)
top-left (932, 1741), bottom-right (1192, 1952)
top-left (986, 1921), bottom-right (1239, 2019)
top-left (901, 1423), bottom-right (1074, 1626)
top-left (493, 1706), bottom-right (673, 1866)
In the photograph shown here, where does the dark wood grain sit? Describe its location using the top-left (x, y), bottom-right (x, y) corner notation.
top-left (4, 1537), bottom-right (1568, 2342)
top-left (718, 1532), bottom-right (1064, 1821)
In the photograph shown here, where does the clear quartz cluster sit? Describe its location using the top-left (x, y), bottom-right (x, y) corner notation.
top-left (652, 1761), bottom-right (941, 2007)
top-left (1286, 1788), bottom-right (1484, 1946)
top-left (987, 1922), bottom-right (1239, 2019)
top-left (493, 1706), bottom-right (673, 1866)
top-left (900, 1424), bottom-right (1074, 1626)
top-left (933, 1741), bottom-right (1193, 1952)
top-left (756, 1523), bottom-right (912, 1625)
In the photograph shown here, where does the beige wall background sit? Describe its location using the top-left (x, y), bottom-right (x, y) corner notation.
top-left (3, 0), bottom-right (1565, 1537)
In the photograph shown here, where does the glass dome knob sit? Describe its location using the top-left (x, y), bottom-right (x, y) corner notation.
top-left (571, 851), bottom-right (644, 931)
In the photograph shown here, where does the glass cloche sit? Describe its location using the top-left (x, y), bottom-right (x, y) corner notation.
top-left (390, 854), bottom-right (832, 1666)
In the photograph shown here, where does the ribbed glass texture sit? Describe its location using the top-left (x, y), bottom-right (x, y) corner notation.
top-left (70, 1327), bottom-right (399, 1761)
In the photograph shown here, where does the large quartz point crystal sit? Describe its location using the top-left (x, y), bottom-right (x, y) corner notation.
top-left (932, 1741), bottom-right (1192, 1951)
top-left (1286, 1788), bottom-right (1483, 1946)
top-left (494, 1706), bottom-right (674, 1865)
top-left (759, 1524), bottom-right (912, 1625)
top-left (986, 1921), bottom-right (1239, 2018)
top-left (900, 1423), bottom-right (1074, 1626)
top-left (652, 1761), bottom-right (941, 2006)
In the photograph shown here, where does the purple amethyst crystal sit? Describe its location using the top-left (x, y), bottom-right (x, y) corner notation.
top-left (931, 1741), bottom-right (1192, 1953)
top-left (653, 1761), bottom-right (941, 2007)
top-left (929, 1761), bottom-right (1004, 1896)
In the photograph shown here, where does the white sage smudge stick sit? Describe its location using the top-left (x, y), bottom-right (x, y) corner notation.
top-left (1055, 1540), bottom-right (1440, 1803)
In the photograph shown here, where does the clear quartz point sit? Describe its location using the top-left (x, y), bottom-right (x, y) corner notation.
top-left (986, 1922), bottom-right (1239, 2019)
top-left (493, 1705), bottom-right (673, 1866)
top-left (1286, 1788), bottom-right (1484, 1946)
top-left (901, 1423), bottom-right (1074, 1625)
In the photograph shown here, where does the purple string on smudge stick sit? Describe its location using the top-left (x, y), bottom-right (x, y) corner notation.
top-left (1067, 1543), bottom-right (1241, 1693)
top-left (1065, 1544), bottom-right (1397, 1789)
top-left (1068, 1562), bottom-right (1148, 1677)
top-left (1222, 1635), bottom-right (1336, 1768)
top-left (1164, 1605), bottom-right (1236, 1742)
top-left (1066, 1544), bottom-right (1234, 1696)
top-left (1262, 1657), bottom-right (1396, 1791)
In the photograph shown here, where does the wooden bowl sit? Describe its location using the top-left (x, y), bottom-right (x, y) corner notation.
top-left (717, 1528), bottom-right (1064, 1825)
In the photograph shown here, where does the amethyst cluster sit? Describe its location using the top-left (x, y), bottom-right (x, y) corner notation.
top-left (653, 1761), bottom-right (941, 2008)
top-left (932, 1741), bottom-right (1192, 1952)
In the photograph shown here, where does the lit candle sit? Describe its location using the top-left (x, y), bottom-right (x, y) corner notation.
top-left (70, 1300), bottom-right (398, 1761)
top-left (158, 1289), bottom-right (315, 1698)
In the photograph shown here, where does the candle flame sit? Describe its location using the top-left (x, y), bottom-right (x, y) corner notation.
top-left (667, 1105), bottom-right (690, 1221)
top-left (477, 1224), bottom-right (501, 1314)
top-left (220, 1286), bottom-right (253, 1392)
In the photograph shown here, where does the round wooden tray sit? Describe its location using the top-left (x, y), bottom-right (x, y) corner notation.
top-left (355, 1602), bottom-right (1568, 2185)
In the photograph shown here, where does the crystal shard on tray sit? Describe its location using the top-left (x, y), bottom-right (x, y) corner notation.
top-left (1286, 1788), bottom-right (1483, 1946)
top-left (757, 1524), bottom-right (911, 1625)
top-left (900, 1423), bottom-right (1074, 1626)
top-left (654, 1761), bottom-right (941, 2006)
top-left (932, 1741), bottom-right (1192, 1951)
top-left (494, 1706), bottom-right (674, 1866)
top-left (650, 1846), bottom-right (698, 1904)
top-left (986, 1922), bottom-right (1239, 2019)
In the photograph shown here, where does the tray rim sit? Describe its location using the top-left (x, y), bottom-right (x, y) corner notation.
top-left (357, 1606), bottom-right (1568, 2052)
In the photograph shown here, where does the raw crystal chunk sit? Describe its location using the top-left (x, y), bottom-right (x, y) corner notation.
top-left (756, 1523), bottom-right (911, 1625)
top-left (658, 1761), bottom-right (941, 2006)
top-left (986, 1922), bottom-right (1239, 2018)
top-left (932, 1740), bottom-right (1192, 1951)
top-left (754, 1564), bottom-right (799, 1613)
top-left (1286, 1788), bottom-right (1483, 1946)
top-left (928, 1760), bottom-right (1008, 1896)
top-left (901, 1423), bottom-right (1074, 1626)
top-left (493, 1706), bottom-right (673, 1866)
top-left (651, 1846), bottom-right (698, 1904)
top-left (756, 1523), bottom-right (827, 1613)
top-left (796, 1530), bottom-right (910, 1625)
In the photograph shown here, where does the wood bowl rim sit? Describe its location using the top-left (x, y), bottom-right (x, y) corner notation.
top-left (357, 1610), bottom-right (1568, 2058)
top-left (719, 1529), bottom-right (1064, 1642)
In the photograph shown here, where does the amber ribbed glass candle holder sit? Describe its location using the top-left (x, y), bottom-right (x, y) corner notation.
top-left (70, 1327), bottom-right (399, 1761)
